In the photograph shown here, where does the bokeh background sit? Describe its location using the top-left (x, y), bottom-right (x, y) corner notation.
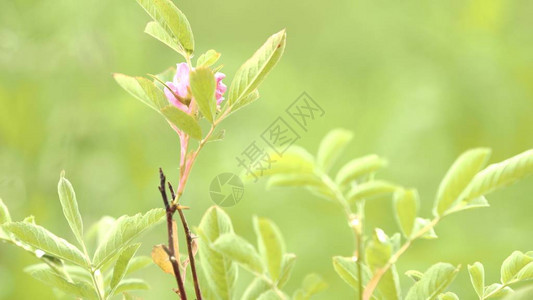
top-left (1, 0), bottom-right (533, 298)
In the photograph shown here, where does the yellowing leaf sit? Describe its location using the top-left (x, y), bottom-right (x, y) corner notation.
top-left (152, 244), bottom-right (174, 275)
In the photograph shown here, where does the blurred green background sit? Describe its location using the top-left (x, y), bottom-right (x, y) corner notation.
top-left (1, 0), bottom-right (533, 298)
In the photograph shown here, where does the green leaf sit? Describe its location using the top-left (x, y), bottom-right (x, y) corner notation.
top-left (0, 227), bottom-right (9, 240)
top-left (468, 262), bottom-right (485, 298)
top-left (332, 256), bottom-right (360, 290)
top-left (405, 263), bottom-right (460, 300)
top-left (293, 273), bottom-right (328, 300)
top-left (160, 105), bottom-right (202, 139)
top-left (502, 286), bottom-right (533, 300)
top-left (23, 215), bottom-right (36, 224)
top-left (190, 67), bottom-right (217, 122)
top-left (394, 188), bottom-right (419, 238)
top-left (346, 180), bottom-right (397, 204)
top-left (242, 277), bottom-right (270, 300)
top-left (114, 73), bottom-right (155, 110)
top-left (197, 49), bottom-right (221, 67)
top-left (113, 74), bottom-right (167, 111)
top-left (501, 251), bottom-right (533, 284)
top-left (136, 0), bottom-right (194, 54)
top-left (253, 216), bottom-right (285, 281)
top-left (438, 292), bottom-right (459, 300)
top-left (86, 216), bottom-right (116, 247)
top-left (229, 89), bottom-right (260, 114)
top-left (445, 196), bottom-right (490, 214)
top-left (207, 129), bottom-right (226, 143)
top-left (307, 185), bottom-right (337, 202)
top-left (257, 290), bottom-right (284, 300)
top-left (316, 129), bottom-right (353, 172)
top-left (412, 218), bottom-right (438, 239)
top-left (390, 233), bottom-right (401, 251)
top-left (405, 270), bottom-right (424, 282)
top-left (516, 261), bottom-right (533, 281)
top-left (92, 208), bottom-right (165, 268)
top-left (144, 21), bottom-right (183, 54)
top-left (126, 256), bottom-right (153, 275)
top-left (57, 173), bottom-right (84, 247)
top-left (461, 149), bottom-right (533, 203)
top-left (26, 265), bottom-right (97, 299)
top-left (197, 206), bottom-right (237, 300)
top-left (485, 283), bottom-right (513, 298)
top-left (27, 264), bottom-right (91, 285)
top-left (153, 65), bottom-right (176, 87)
top-left (335, 155), bottom-right (388, 186)
top-left (228, 29), bottom-right (286, 106)
top-left (109, 243), bottom-right (141, 295)
top-left (122, 292), bottom-right (139, 300)
top-left (136, 76), bottom-right (169, 110)
top-left (112, 278), bottom-right (149, 295)
top-left (0, 198), bottom-right (10, 224)
top-left (332, 256), bottom-right (374, 298)
top-left (245, 146), bottom-right (315, 180)
top-left (4, 222), bottom-right (87, 266)
top-left (277, 253), bottom-right (297, 288)
top-left (0, 198), bottom-right (11, 240)
top-left (212, 233), bottom-right (264, 273)
top-left (433, 148), bottom-right (491, 216)
top-left (365, 229), bottom-right (401, 300)
top-left (333, 256), bottom-right (372, 291)
top-left (62, 265), bottom-right (92, 282)
top-left (266, 173), bottom-right (323, 189)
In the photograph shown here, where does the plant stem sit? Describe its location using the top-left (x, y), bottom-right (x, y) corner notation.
top-left (354, 201), bottom-right (365, 300)
top-left (159, 169), bottom-right (188, 300)
top-left (483, 280), bottom-right (514, 299)
top-left (169, 182), bottom-right (202, 300)
top-left (174, 121), bottom-right (223, 202)
top-left (250, 271), bottom-right (287, 300)
top-left (90, 270), bottom-right (105, 300)
top-left (185, 54), bottom-right (193, 69)
top-left (159, 107), bottom-right (231, 297)
top-left (319, 173), bottom-right (365, 299)
top-left (362, 216), bottom-right (440, 300)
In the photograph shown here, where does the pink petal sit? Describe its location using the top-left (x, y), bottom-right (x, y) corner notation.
top-left (214, 72), bottom-right (227, 105)
top-left (164, 82), bottom-right (189, 112)
top-left (215, 72), bottom-right (226, 82)
top-left (174, 63), bottom-right (190, 84)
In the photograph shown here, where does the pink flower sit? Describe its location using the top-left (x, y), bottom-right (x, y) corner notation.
top-left (164, 63), bottom-right (227, 113)
top-left (215, 72), bottom-right (227, 105)
top-left (164, 63), bottom-right (191, 112)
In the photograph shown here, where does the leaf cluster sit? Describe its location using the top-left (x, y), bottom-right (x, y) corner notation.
top-left (253, 128), bottom-right (533, 299)
top-left (115, 0), bottom-right (286, 142)
top-left (0, 173), bottom-right (164, 299)
top-left (194, 206), bottom-right (327, 300)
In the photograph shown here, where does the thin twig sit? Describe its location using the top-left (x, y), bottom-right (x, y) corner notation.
top-left (89, 270), bottom-right (105, 300)
top-left (318, 172), bottom-right (367, 299)
top-left (352, 214), bottom-right (364, 300)
top-left (159, 169), bottom-right (187, 300)
top-left (169, 181), bottom-right (202, 300)
top-left (362, 217), bottom-right (440, 300)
